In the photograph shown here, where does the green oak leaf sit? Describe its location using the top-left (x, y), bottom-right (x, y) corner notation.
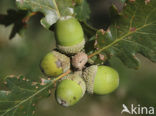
top-left (80, 21), bottom-right (97, 38)
top-left (74, 0), bottom-right (93, 39)
top-left (74, 0), bottom-right (90, 22)
top-left (0, 75), bottom-right (52, 116)
top-left (16, 0), bottom-right (74, 29)
top-left (87, 0), bottom-right (156, 69)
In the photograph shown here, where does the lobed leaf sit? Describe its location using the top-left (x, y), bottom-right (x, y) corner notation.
top-left (0, 0), bottom-right (91, 38)
top-left (0, 75), bottom-right (52, 116)
top-left (16, 0), bottom-right (60, 29)
top-left (87, 0), bottom-right (156, 69)
top-left (16, 0), bottom-right (75, 29)
top-left (74, 0), bottom-right (90, 22)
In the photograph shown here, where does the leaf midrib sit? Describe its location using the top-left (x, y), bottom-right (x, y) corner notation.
top-left (1, 82), bottom-right (52, 116)
top-left (90, 21), bottom-right (156, 57)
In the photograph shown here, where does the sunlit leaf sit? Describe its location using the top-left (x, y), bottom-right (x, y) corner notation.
top-left (16, 0), bottom-right (74, 29)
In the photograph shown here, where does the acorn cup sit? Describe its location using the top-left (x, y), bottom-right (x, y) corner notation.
top-left (40, 50), bottom-right (70, 77)
top-left (72, 52), bottom-right (88, 70)
top-left (55, 72), bottom-right (86, 107)
top-left (83, 65), bottom-right (119, 95)
top-left (55, 16), bottom-right (85, 54)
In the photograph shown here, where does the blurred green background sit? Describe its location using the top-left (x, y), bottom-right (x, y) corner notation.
top-left (0, 0), bottom-right (156, 116)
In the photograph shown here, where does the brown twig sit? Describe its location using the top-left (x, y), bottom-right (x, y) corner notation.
top-left (22, 12), bottom-right (37, 23)
top-left (52, 70), bottom-right (71, 83)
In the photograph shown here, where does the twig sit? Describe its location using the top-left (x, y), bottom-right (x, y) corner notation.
top-left (53, 70), bottom-right (71, 83)
top-left (22, 12), bottom-right (37, 23)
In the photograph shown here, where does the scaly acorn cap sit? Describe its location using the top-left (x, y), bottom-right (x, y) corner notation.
top-left (40, 50), bottom-right (70, 77)
top-left (56, 72), bottom-right (86, 107)
top-left (83, 65), bottom-right (119, 95)
top-left (72, 52), bottom-right (88, 70)
top-left (83, 65), bottom-right (98, 94)
top-left (57, 40), bottom-right (85, 54)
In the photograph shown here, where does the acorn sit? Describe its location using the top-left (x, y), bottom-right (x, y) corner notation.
top-left (55, 72), bottom-right (86, 107)
top-left (83, 65), bottom-right (119, 95)
top-left (55, 16), bottom-right (85, 54)
top-left (40, 50), bottom-right (70, 77)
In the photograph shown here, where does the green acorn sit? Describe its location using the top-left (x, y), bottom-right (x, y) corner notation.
top-left (55, 72), bottom-right (86, 107)
top-left (83, 65), bottom-right (119, 95)
top-left (40, 51), bottom-right (70, 77)
top-left (55, 16), bottom-right (85, 54)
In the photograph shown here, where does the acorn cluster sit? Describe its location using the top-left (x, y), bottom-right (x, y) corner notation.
top-left (40, 16), bottom-right (119, 107)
